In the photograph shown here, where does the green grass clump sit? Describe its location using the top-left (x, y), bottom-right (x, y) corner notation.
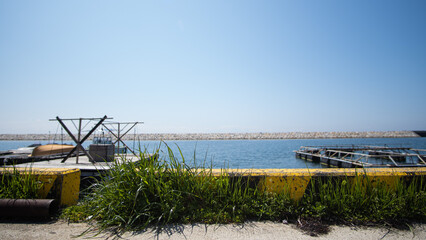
top-left (299, 175), bottom-right (426, 223)
top-left (61, 144), bottom-right (426, 232)
top-left (0, 167), bottom-right (43, 199)
top-left (61, 144), bottom-right (293, 231)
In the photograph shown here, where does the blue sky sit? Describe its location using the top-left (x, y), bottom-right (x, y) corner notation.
top-left (1, 0), bottom-right (425, 134)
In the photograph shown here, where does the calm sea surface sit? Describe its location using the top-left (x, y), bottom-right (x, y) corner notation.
top-left (1, 138), bottom-right (425, 169)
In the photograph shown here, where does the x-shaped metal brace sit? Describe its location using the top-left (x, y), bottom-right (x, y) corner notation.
top-left (102, 122), bottom-right (140, 159)
top-left (57, 115), bottom-right (109, 163)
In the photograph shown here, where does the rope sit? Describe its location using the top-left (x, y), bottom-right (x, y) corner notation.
top-left (71, 120), bottom-right (78, 131)
top-left (52, 123), bottom-right (60, 143)
top-left (82, 120), bottom-right (92, 132)
top-left (133, 126), bottom-right (136, 152)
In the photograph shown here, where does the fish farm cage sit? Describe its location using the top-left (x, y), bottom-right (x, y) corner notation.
top-left (295, 145), bottom-right (426, 168)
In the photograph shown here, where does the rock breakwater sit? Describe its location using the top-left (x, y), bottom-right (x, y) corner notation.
top-left (0, 131), bottom-right (420, 141)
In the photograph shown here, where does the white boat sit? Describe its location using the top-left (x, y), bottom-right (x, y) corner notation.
top-left (11, 144), bottom-right (41, 155)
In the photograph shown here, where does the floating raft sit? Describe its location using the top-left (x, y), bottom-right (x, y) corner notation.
top-left (295, 145), bottom-right (426, 168)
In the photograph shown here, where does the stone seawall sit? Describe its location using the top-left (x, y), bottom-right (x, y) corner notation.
top-left (0, 131), bottom-right (420, 141)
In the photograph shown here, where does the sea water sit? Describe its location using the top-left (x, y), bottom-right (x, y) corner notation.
top-left (1, 138), bottom-right (425, 169)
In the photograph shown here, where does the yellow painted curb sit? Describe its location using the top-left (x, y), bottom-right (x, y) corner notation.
top-left (211, 168), bottom-right (426, 200)
top-left (0, 168), bottom-right (81, 206)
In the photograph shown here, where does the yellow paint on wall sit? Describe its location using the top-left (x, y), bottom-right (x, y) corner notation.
top-left (210, 167), bottom-right (425, 201)
top-left (60, 170), bottom-right (81, 206)
top-left (2, 167), bottom-right (424, 203)
top-left (0, 168), bottom-right (80, 206)
top-left (36, 175), bottom-right (58, 198)
top-left (259, 176), bottom-right (310, 200)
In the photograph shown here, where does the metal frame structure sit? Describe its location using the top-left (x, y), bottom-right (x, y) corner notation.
top-left (295, 145), bottom-right (426, 168)
top-left (50, 116), bottom-right (111, 163)
top-left (101, 121), bottom-right (143, 158)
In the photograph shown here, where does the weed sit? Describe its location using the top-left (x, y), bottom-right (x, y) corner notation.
top-left (61, 144), bottom-right (426, 233)
top-left (0, 167), bottom-right (43, 199)
top-left (298, 174), bottom-right (426, 222)
top-left (61, 144), bottom-right (293, 231)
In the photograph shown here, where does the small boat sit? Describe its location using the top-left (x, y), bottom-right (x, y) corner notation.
top-left (30, 144), bottom-right (75, 157)
top-left (10, 144), bottom-right (42, 155)
top-left (1, 144), bottom-right (75, 165)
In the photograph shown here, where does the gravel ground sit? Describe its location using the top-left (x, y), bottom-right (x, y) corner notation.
top-left (0, 220), bottom-right (424, 240)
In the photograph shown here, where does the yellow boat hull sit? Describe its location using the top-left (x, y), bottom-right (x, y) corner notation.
top-left (31, 144), bottom-right (75, 157)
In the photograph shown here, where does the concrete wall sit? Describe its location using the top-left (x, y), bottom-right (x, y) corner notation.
top-left (211, 168), bottom-right (426, 201)
top-left (0, 168), bottom-right (80, 206)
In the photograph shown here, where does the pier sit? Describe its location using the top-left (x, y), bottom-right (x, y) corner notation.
top-left (10, 154), bottom-right (145, 177)
top-left (0, 116), bottom-right (154, 177)
top-left (295, 145), bottom-right (426, 168)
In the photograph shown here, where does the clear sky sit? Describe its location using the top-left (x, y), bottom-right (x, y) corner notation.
top-left (1, 0), bottom-right (425, 134)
